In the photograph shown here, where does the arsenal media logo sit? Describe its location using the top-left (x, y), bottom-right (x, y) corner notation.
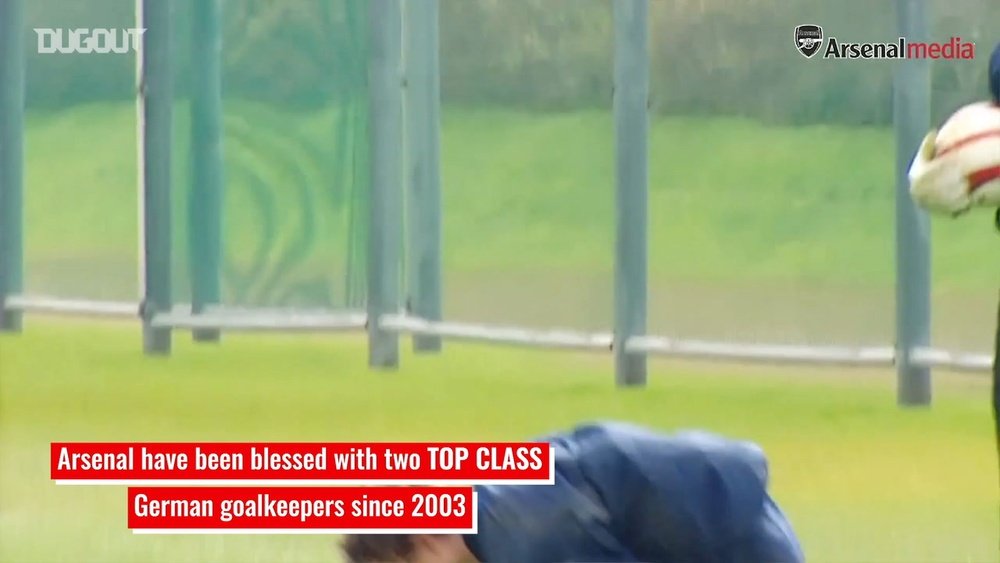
top-left (794, 24), bottom-right (824, 58)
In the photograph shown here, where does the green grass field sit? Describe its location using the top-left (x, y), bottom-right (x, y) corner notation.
top-left (0, 321), bottom-right (997, 562)
top-left (4, 102), bottom-right (999, 562)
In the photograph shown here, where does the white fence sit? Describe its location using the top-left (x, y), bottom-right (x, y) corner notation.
top-left (3, 295), bottom-right (991, 374)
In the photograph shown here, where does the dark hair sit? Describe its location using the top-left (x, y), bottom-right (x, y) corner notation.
top-left (341, 534), bottom-right (415, 563)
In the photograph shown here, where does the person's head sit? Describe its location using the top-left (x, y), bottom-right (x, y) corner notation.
top-left (990, 41), bottom-right (1000, 103)
top-left (341, 533), bottom-right (476, 563)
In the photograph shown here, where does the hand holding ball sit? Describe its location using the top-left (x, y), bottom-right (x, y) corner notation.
top-left (908, 101), bottom-right (1000, 216)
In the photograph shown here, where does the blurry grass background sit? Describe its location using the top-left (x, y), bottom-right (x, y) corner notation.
top-left (10, 2), bottom-right (999, 561)
top-left (0, 321), bottom-right (996, 562)
top-left (22, 103), bottom-right (1000, 350)
top-left (24, 103), bottom-right (997, 284)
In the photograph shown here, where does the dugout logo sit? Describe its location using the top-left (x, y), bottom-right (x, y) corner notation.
top-left (34, 28), bottom-right (145, 55)
top-left (794, 25), bottom-right (824, 58)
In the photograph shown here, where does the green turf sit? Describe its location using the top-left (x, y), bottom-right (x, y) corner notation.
top-left (10, 101), bottom-right (999, 561)
top-left (21, 102), bottom-right (999, 349)
top-left (0, 321), bottom-right (997, 562)
top-left (22, 102), bottom-right (999, 289)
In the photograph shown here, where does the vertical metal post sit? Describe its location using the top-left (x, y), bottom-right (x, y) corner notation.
top-left (189, 0), bottom-right (224, 343)
top-left (404, 0), bottom-right (443, 353)
top-left (613, 0), bottom-right (649, 387)
top-left (0, 0), bottom-right (25, 332)
top-left (138, 0), bottom-right (174, 355)
top-left (367, 0), bottom-right (404, 369)
top-left (894, 0), bottom-right (932, 405)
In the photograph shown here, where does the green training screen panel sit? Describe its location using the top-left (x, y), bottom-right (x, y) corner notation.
top-left (171, 0), bottom-right (369, 311)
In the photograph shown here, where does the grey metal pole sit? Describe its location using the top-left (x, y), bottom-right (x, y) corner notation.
top-left (367, 0), bottom-right (404, 369)
top-left (404, 0), bottom-right (443, 353)
top-left (893, 0), bottom-right (932, 406)
top-left (0, 0), bottom-right (25, 333)
top-left (189, 0), bottom-right (224, 343)
top-left (612, 0), bottom-right (649, 387)
top-left (139, 0), bottom-right (174, 355)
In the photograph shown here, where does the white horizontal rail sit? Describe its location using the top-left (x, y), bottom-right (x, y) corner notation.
top-left (4, 294), bottom-right (138, 318)
top-left (628, 336), bottom-right (992, 373)
top-left (198, 305), bottom-right (367, 321)
top-left (4, 297), bottom-right (990, 373)
top-left (151, 310), bottom-right (367, 332)
top-left (379, 314), bottom-right (613, 351)
top-left (909, 347), bottom-right (993, 372)
top-left (626, 335), bottom-right (897, 367)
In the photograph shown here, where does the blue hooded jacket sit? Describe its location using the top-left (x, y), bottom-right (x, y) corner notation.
top-left (990, 41), bottom-right (1000, 103)
top-left (464, 422), bottom-right (803, 563)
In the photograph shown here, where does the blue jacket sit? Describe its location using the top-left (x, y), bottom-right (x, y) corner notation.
top-left (990, 41), bottom-right (1000, 103)
top-left (464, 422), bottom-right (803, 563)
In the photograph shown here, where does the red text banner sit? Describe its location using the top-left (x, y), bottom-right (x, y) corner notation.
top-left (127, 486), bottom-right (477, 534)
top-left (51, 442), bottom-right (555, 485)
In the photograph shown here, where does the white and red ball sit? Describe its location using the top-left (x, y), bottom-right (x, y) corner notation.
top-left (909, 101), bottom-right (1000, 215)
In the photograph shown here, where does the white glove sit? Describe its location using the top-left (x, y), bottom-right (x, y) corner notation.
top-left (909, 101), bottom-right (1000, 217)
top-left (908, 129), bottom-right (971, 217)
